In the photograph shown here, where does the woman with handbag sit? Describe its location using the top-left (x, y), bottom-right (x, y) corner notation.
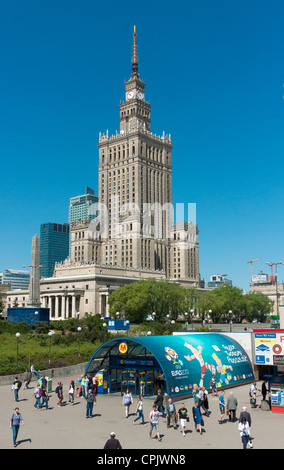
top-left (238, 417), bottom-right (250, 449)
top-left (69, 380), bottom-right (75, 405)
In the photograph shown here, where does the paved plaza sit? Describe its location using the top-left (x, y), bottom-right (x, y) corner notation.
top-left (1, 375), bottom-right (284, 450)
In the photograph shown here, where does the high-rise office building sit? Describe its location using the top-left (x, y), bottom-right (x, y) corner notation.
top-left (70, 26), bottom-right (199, 281)
top-left (69, 186), bottom-right (98, 225)
top-left (68, 186), bottom-right (98, 256)
top-left (40, 223), bottom-right (70, 278)
top-left (0, 269), bottom-right (30, 290)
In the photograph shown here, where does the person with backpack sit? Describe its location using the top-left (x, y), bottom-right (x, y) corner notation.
top-left (55, 382), bottom-right (63, 406)
top-left (39, 386), bottom-right (49, 410)
top-left (122, 389), bottom-right (133, 418)
top-left (12, 376), bottom-right (22, 402)
top-left (33, 383), bottom-right (42, 409)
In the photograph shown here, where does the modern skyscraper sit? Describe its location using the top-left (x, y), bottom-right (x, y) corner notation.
top-left (69, 186), bottom-right (98, 256)
top-left (40, 223), bottom-right (70, 278)
top-left (0, 269), bottom-right (30, 290)
top-left (69, 186), bottom-right (98, 225)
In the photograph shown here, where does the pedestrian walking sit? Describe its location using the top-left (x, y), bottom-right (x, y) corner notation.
top-left (39, 386), bottom-right (49, 410)
top-left (85, 375), bottom-right (89, 397)
top-left (81, 375), bottom-right (86, 398)
top-left (165, 397), bottom-right (177, 429)
top-left (10, 407), bottom-right (24, 447)
top-left (122, 389), bottom-right (133, 418)
top-left (12, 376), bottom-right (22, 402)
top-left (133, 395), bottom-right (147, 426)
top-left (154, 388), bottom-right (166, 417)
top-left (227, 391), bottom-right (238, 422)
top-left (55, 382), bottom-right (63, 406)
top-left (210, 375), bottom-right (218, 397)
top-left (149, 405), bottom-right (162, 441)
top-left (249, 382), bottom-right (257, 400)
top-left (238, 417), bottom-right (250, 449)
top-left (192, 383), bottom-right (200, 405)
top-left (68, 381), bottom-right (75, 405)
top-left (218, 390), bottom-right (226, 424)
top-left (104, 432), bottom-right (122, 449)
top-left (92, 375), bottom-right (98, 396)
top-left (192, 401), bottom-right (203, 435)
top-left (33, 383), bottom-right (42, 409)
top-left (239, 406), bottom-right (253, 448)
top-left (30, 364), bottom-right (40, 379)
top-left (262, 381), bottom-right (267, 401)
top-left (198, 387), bottom-right (210, 417)
top-left (23, 370), bottom-right (32, 389)
top-left (177, 403), bottom-right (189, 436)
top-left (85, 389), bottom-right (96, 418)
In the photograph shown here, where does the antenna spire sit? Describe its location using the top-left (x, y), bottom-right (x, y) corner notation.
top-left (131, 25), bottom-right (139, 77)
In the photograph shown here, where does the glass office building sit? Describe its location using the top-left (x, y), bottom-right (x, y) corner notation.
top-left (40, 223), bottom-right (70, 278)
top-left (0, 269), bottom-right (30, 290)
top-left (68, 186), bottom-right (98, 256)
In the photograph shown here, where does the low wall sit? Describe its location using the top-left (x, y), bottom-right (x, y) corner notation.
top-left (0, 362), bottom-right (88, 386)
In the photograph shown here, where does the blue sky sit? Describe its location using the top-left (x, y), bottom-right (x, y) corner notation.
top-left (0, 0), bottom-right (283, 291)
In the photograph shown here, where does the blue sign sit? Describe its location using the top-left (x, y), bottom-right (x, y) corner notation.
top-left (256, 355), bottom-right (265, 364)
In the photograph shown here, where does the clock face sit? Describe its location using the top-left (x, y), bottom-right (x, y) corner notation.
top-left (127, 91), bottom-right (134, 100)
top-left (137, 91), bottom-right (143, 99)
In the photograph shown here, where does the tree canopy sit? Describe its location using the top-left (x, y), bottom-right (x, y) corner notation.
top-left (108, 280), bottom-right (273, 324)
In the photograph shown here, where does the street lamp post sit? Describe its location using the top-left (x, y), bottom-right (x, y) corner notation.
top-left (116, 311), bottom-right (120, 335)
top-left (208, 310), bottom-right (212, 331)
top-left (126, 320), bottom-right (130, 337)
top-left (171, 319), bottom-right (175, 334)
top-left (34, 311), bottom-right (38, 336)
top-left (15, 333), bottom-right (20, 370)
top-left (48, 331), bottom-right (53, 366)
top-left (184, 312), bottom-right (188, 331)
top-left (77, 326), bottom-right (82, 357)
top-left (103, 323), bottom-right (107, 342)
top-left (228, 310), bottom-right (233, 332)
top-left (190, 308), bottom-right (194, 331)
top-left (152, 312), bottom-right (156, 335)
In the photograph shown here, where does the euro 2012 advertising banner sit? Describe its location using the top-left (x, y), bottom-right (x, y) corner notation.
top-left (142, 333), bottom-right (254, 397)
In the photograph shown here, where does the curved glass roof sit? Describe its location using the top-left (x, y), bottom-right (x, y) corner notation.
top-left (86, 334), bottom-right (254, 398)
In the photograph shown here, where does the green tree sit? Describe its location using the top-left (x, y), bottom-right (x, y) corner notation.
top-left (244, 292), bottom-right (273, 322)
top-left (108, 279), bottom-right (191, 323)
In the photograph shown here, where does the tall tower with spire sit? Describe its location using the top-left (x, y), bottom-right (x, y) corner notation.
top-left (88, 27), bottom-right (199, 283)
top-left (97, 26), bottom-right (174, 272)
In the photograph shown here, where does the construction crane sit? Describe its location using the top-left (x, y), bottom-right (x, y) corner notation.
top-left (265, 261), bottom-right (283, 285)
top-left (246, 258), bottom-right (261, 284)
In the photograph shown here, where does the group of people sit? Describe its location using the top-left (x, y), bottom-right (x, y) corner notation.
top-left (10, 368), bottom-right (265, 449)
top-left (122, 382), bottom-right (261, 449)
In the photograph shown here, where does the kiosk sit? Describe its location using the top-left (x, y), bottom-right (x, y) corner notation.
top-left (269, 376), bottom-right (284, 413)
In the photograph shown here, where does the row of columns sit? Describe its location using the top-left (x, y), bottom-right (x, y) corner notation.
top-left (41, 294), bottom-right (81, 320)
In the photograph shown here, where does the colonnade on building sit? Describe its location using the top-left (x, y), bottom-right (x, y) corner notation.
top-left (41, 290), bottom-right (84, 320)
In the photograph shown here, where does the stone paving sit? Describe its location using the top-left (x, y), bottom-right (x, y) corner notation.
top-left (1, 375), bottom-right (284, 450)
